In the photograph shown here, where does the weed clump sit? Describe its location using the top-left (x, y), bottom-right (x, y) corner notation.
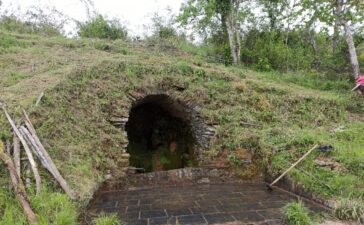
top-left (335, 197), bottom-right (364, 223)
top-left (78, 15), bottom-right (128, 40)
top-left (283, 201), bottom-right (312, 225)
top-left (93, 213), bottom-right (121, 225)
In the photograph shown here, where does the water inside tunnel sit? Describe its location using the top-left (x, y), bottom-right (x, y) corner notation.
top-left (125, 94), bottom-right (197, 172)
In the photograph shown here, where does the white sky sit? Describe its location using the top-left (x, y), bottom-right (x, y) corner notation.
top-left (1, 0), bottom-right (184, 36)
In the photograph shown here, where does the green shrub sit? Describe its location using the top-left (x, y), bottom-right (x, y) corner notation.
top-left (0, 16), bottom-right (61, 36)
top-left (78, 15), bottom-right (128, 40)
top-left (171, 61), bottom-right (194, 75)
top-left (335, 197), bottom-right (364, 223)
top-left (283, 201), bottom-right (312, 225)
top-left (241, 29), bottom-right (349, 74)
top-left (93, 213), bottom-right (121, 225)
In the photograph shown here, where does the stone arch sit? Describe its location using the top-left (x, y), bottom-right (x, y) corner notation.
top-left (115, 92), bottom-right (214, 172)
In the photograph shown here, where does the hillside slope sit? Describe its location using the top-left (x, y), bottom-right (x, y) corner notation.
top-left (0, 32), bottom-right (364, 224)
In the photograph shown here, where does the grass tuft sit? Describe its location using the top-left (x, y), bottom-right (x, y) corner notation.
top-left (283, 201), bottom-right (312, 225)
top-left (335, 197), bottom-right (364, 223)
top-left (92, 213), bottom-right (121, 225)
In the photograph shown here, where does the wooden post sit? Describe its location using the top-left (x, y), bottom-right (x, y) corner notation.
top-left (0, 141), bottom-right (38, 225)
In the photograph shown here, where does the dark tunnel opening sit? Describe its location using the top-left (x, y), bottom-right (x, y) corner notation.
top-left (125, 94), bottom-right (197, 173)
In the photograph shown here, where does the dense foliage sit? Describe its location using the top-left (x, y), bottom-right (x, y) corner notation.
top-left (78, 15), bottom-right (128, 40)
top-left (177, 0), bottom-right (364, 78)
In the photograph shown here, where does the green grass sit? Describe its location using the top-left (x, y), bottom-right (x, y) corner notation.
top-left (0, 188), bottom-right (27, 225)
top-left (283, 201), bottom-right (312, 225)
top-left (0, 31), bottom-right (364, 224)
top-left (335, 197), bottom-right (364, 223)
top-left (1, 72), bottom-right (32, 87)
top-left (93, 213), bottom-right (121, 225)
top-left (261, 70), bottom-right (353, 93)
top-left (0, 185), bottom-right (76, 225)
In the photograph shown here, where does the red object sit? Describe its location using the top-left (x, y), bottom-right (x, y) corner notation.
top-left (352, 75), bottom-right (364, 91)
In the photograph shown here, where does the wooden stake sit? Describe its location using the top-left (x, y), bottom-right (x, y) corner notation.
top-left (6, 139), bottom-right (11, 155)
top-left (35, 92), bottom-right (44, 107)
top-left (1, 105), bottom-right (41, 195)
top-left (267, 144), bottom-right (318, 190)
top-left (0, 141), bottom-right (38, 225)
top-left (13, 133), bottom-right (21, 178)
top-left (21, 110), bottom-right (76, 200)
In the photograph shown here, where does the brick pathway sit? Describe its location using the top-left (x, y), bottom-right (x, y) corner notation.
top-left (87, 182), bottom-right (326, 225)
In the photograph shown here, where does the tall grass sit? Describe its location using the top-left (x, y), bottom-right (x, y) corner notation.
top-left (283, 201), bottom-right (312, 225)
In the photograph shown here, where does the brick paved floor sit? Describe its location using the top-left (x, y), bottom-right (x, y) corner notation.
top-left (87, 183), bottom-right (326, 225)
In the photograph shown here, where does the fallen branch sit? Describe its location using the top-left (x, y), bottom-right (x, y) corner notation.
top-left (13, 133), bottom-right (21, 178)
top-left (22, 109), bottom-right (76, 200)
top-left (1, 105), bottom-right (41, 195)
top-left (0, 141), bottom-right (38, 225)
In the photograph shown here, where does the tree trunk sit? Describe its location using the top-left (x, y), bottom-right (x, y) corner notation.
top-left (225, 0), bottom-right (241, 65)
top-left (233, 1), bottom-right (241, 64)
top-left (305, 14), bottom-right (318, 68)
top-left (334, 0), bottom-right (360, 78)
top-left (343, 21), bottom-right (360, 79)
top-left (333, 4), bottom-right (340, 54)
top-left (226, 13), bottom-right (238, 65)
top-left (333, 20), bottom-right (340, 54)
top-left (235, 29), bottom-right (241, 64)
top-left (309, 29), bottom-right (318, 68)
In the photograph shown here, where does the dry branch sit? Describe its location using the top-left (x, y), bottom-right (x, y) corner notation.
top-left (1, 105), bottom-right (41, 195)
top-left (19, 126), bottom-right (49, 168)
top-left (13, 133), bottom-right (21, 178)
top-left (0, 141), bottom-right (38, 225)
top-left (22, 109), bottom-right (76, 200)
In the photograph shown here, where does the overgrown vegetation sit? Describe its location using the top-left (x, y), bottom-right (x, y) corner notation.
top-left (77, 15), bottom-right (128, 40)
top-left (0, 3), bottom-right (364, 223)
top-left (335, 197), bottom-right (364, 223)
top-left (0, 185), bottom-right (77, 224)
top-left (283, 201), bottom-right (312, 225)
top-left (0, 4), bottom-right (67, 37)
top-left (1, 30), bottom-right (364, 222)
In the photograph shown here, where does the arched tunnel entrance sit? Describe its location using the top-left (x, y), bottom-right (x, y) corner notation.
top-left (125, 94), bottom-right (198, 173)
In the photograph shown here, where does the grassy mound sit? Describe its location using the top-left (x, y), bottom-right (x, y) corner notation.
top-left (0, 31), bottom-right (364, 224)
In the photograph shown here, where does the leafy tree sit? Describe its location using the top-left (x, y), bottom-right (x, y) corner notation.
top-left (150, 12), bottom-right (177, 40)
top-left (78, 15), bottom-right (128, 40)
top-left (178, 0), bottom-right (248, 65)
top-left (258, 0), bottom-right (290, 31)
top-left (303, 0), bottom-right (364, 78)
